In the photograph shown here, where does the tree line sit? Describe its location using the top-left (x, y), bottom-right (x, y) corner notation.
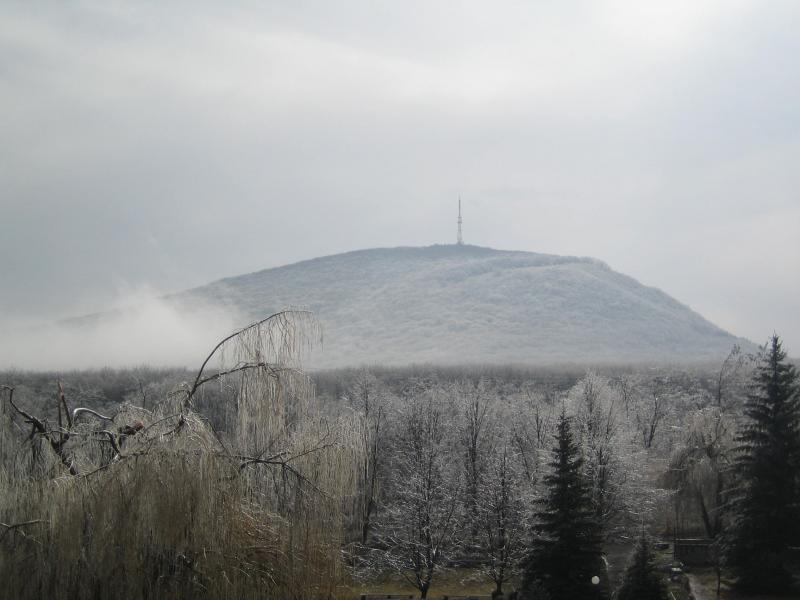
top-left (1, 321), bottom-right (798, 599)
top-left (334, 336), bottom-right (799, 598)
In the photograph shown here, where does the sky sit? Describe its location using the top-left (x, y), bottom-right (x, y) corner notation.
top-left (1, 0), bottom-right (799, 361)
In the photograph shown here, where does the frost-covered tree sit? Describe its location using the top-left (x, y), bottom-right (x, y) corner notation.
top-left (509, 385), bottom-right (555, 484)
top-left (713, 344), bottom-right (749, 408)
top-left (476, 440), bottom-right (529, 596)
top-left (522, 410), bottom-right (608, 600)
top-left (376, 388), bottom-right (461, 599)
top-left (725, 335), bottom-right (800, 592)
top-left (0, 311), bottom-right (363, 600)
top-left (343, 369), bottom-right (386, 544)
top-left (611, 374), bottom-right (636, 420)
top-left (634, 379), bottom-right (669, 449)
top-left (455, 379), bottom-right (492, 543)
top-left (666, 406), bottom-right (735, 594)
top-left (568, 372), bottom-right (653, 537)
top-left (571, 372), bottom-right (620, 526)
top-left (667, 407), bottom-right (734, 539)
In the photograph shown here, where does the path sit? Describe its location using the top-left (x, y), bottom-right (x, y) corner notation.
top-left (686, 573), bottom-right (712, 600)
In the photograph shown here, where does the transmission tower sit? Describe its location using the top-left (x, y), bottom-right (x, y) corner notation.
top-left (457, 196), bottom-right (463, 245)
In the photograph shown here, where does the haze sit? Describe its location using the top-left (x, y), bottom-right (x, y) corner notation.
top-left (1, 0), bottom-right (799, 364)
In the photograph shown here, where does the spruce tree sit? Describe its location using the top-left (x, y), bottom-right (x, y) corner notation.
top-left (725, 334), bottom-right (800, 592)
top-left (616, 534), bottom-right (668, 600)
top-left (522, 410), bottom-right (607, 600)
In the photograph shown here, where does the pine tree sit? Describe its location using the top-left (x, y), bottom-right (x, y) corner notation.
top-left (522, 410), bottom-right (608, 600)
top-left (616, 534), bottom-right (668, 600)
top-left (725, 334), bottom-right (800, 592)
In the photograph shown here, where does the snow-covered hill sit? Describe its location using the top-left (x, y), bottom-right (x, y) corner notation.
top-left (170, 244), bottom-right (747, 366)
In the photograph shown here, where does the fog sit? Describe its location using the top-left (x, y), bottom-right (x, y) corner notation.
top-left (0, 289), bottom-right (239, 370)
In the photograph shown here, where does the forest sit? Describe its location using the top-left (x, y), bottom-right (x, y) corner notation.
top-left (1, 311), bottom-right (798, 600)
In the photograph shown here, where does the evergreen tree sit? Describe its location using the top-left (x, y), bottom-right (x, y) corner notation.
top-left (725, 334), bottom-right (800, 592)
top-left (616, 534), bottom-right (668, 600)
top-left (522, 410), bottom-right (608, 600)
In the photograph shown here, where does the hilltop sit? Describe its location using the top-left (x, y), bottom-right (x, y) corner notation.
top-left (168, 244), bottom-right (747, 367)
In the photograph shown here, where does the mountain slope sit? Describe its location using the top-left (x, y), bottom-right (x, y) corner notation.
top-left (171, 244), bottom-right (747, 366)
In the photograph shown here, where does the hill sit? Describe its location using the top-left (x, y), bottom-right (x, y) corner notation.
top-left (168, 244), bottom-right (748, 367)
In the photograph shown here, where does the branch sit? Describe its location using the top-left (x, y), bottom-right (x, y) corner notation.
top-left (234, 451), bottom-right (290, 470)
top-left (184, 310), bottom-right (315, 407)
top-left (192, 363), bottom-right (303, 391)
top-left (140, 413), bottom-right (183, 436)
top-left (97, 430), bottom-right (122, 458)
top-left (0, 520), bottom-right (43, 542)
top-left (72, 407), bottom-right (115, 423)
top-left (233, 451), bottom-right (329, 497)
top-left (81, 449), bottom-right (153, 478)
top-left (58, 381), bottom-right (73, 429)
top-left (4, 386), bottom-right (80, 474)
top-left (6, 389), bottom-right (46, 434)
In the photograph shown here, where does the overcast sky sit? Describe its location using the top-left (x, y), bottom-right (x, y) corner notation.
top-left (1, 0), bottom-right (798, 355)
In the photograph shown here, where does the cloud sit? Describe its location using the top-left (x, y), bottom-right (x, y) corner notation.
top-left (0, 288), bottom-right (240, 370)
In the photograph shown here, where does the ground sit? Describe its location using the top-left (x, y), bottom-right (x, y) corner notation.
top-left (342, 547), bottom-right (798, 599)
top-left (687, 568), bottom-right (800, 600)
top-left (342, 568), bottom-right (497, 598)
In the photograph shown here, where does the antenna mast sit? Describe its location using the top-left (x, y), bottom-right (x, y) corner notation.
top-left (457, 196), bottom-right (463, 245)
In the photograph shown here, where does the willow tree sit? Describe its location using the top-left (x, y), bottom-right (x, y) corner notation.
top-left (0, 310), bottom-right (362, 600)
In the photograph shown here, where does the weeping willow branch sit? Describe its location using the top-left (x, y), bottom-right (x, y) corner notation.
top-left (184, 309), bottom-right (319, 408)
top-left (0, 520), bottom-right (43, 542)
top-left (192, 364), bottom-right (304, 392)
top-left (236, 454), bottom-right (329, 497)
top-left (0, 310), bottom-right (363, 600)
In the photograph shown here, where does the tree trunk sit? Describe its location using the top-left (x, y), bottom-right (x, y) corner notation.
top-left (420, 582), bottom-right (429, 599)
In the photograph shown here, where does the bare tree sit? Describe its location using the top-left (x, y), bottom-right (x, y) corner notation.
top-left (635, 379), bottom-right (669, 449)
top-left (713, 344), bottom-right (750, 408)
top-left (611, 374), bottom-right (636, 419)
top-left (455, 379), bottom-right (492, 542)
top-left (565, 372), bottom-right (664, 538)
top-left (476, 441), bottom-right (528, 597)
top-left (509, 385), bottom-right (554, 484)
top-left (571, 372), bottom-right (622, 526)
top-left (344, 369), bottom-right (386, 544)
top-left (375, 388), bottom-right (461, 599)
